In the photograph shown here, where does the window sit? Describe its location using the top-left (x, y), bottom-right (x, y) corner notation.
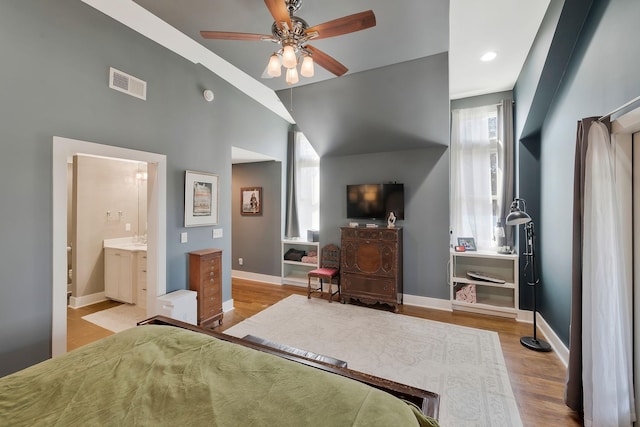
top-left (451, 105), bottom-right (507, 249)
top-left (294, 133), bottom-right (319, 235)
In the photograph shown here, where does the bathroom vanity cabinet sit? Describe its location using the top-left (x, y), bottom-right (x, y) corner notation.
top-left (104, 243), bottom-right (147, 305)
top-left (136, 252), bottom-right (147, 309)
top-left (104, 248), bottom-right (135, 304)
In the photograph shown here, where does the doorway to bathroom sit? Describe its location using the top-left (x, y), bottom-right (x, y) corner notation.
top-left (67, 155), bottom-right (149, 309)
top-left (52, 136), bottom-right (167, 357)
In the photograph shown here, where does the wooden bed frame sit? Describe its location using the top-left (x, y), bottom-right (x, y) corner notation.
top-left (139, 316), bottom-right (440, 419)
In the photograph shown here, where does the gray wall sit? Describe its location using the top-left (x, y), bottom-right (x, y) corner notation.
top-left (451, 91), bottom-right (513, 110)
top-left (0, 0), bottom-right (288, 376)
top-left (321, 147), bottom-right (450, 299)
top-left (514, 0), bottom-right (640, 345)
top-left (317, 50), bottom-right (451, 300)
top-left (232, 162), bottom-right (282, 276)
top-left (280, 53), bottom-right (450, 157)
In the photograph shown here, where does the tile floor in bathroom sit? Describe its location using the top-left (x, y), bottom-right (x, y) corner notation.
top-left (67, 300), bottom-right (121, 351)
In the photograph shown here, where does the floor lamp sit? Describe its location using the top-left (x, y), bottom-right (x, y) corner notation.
top-left (505, 198), bottom-right (552, 352)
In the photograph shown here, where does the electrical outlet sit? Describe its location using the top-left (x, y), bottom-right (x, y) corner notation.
top-left (213, 228), bottom-right (223, 238)
top-left (238, 258), bottom-right (243, 266)
top-left (180, 232), bottom-right (188, 243)
top-left (125, 223), bottom-right (131, 231)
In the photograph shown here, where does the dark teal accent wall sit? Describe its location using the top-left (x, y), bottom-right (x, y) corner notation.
top-left (514, 0), bottom-right (640, 345)
top-left (0, 0), bottom-right (288, 376)
top-left (516, 0), bottom-right (594, 140)
top-left (516, 134), bottom-right (541, 311)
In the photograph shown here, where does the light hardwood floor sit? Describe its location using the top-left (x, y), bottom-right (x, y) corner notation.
top-left (67, 299), bottom-right (121, 351)
top-left (69, 278), bottom-right (582, 426)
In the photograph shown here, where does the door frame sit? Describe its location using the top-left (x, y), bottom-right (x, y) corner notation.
top-left (52, 136), bottom-right (167, 356)
top-left (611, 106), bottom-right (640, 422)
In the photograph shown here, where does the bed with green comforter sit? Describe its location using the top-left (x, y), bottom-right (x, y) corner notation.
top-left (0, 324), bottom-right (439, 426)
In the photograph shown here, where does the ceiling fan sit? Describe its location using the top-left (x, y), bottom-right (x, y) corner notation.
top-left (200, 0), bottom-right (376, 84)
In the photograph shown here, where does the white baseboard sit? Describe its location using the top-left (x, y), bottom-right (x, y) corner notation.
top-left (510, 308), bottom-right (569, 368)
top-left (517, 309), bottom-right (533, 323)
top-left (222, 298), bottom-right (234, 313)
top-left (536, 312), bottom-right (569, 368)
top-left (232, 270), bottom-right (281, 285)
top-left (68, 292), bottom-right (106, 309)
top-left (402, 293), bottom-right (452, 311)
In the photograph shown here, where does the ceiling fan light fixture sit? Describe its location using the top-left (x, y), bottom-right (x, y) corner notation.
top-left (200, 1), bottom-right (377, 84)
top-left (282, 45), bottom-right (297, 69)
top-left (267, 53), bottom-right (282, 77)
top-left (300, 55), bottom-right (314, 77)
top-left (285, 67), bottom-right (299, 85)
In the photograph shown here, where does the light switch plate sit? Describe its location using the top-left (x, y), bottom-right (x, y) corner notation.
top-left (213, 228), bottom-right (223, 238)
top-left (180, 232), bottom-right (188, 243)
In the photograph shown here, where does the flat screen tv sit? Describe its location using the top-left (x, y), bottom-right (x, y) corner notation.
top-left (346, 183), bottom-right (404, 220)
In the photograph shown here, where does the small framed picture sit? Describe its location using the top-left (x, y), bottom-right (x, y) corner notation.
top-left (184, 170), bottom-right (219, 227)
top-left (241, 187), bottom-right (262, 216)
top-left (457, 237), bottom-right (477, 251)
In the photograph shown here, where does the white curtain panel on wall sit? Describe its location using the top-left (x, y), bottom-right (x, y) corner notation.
top-left (294, 133), bottom-right (319, 237)
top-left (450, 105), bottom-right (496, 249)
top-left (582, 121), bottom-right (635, 426)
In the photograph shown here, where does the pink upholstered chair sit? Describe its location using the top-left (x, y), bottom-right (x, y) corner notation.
top-left (307, 244), bottom-right (340, 302)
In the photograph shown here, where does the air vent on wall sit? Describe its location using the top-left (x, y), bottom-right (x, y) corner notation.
top-left (109, 67), bottom-right (146, 100)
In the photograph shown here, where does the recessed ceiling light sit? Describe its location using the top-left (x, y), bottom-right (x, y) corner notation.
top-left (481, 51), bottom-right (497, 62)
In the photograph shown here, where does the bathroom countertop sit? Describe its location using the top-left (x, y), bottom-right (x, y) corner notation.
top-left (103, 237), bottom-right (147, 252)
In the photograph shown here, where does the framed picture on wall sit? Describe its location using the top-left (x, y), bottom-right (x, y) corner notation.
top-left (185, 170), bottom-right (219, 227)
top-left (241, 187), bottom-right (262, 216)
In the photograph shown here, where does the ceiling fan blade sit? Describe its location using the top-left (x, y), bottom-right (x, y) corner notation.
top-left (264, 0), bottom-right (292, 30)
top-left (306, 45), bottom-right (348, 77)
top-left (306, 10), bottom-right (376, 41)
top-left (200, 31), bottom-right (271, 41)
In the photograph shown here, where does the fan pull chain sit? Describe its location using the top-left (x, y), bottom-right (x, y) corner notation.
top-left (289, 87), bottom-right (294, 113)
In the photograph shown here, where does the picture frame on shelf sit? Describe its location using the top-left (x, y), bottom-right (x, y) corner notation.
top-left (457, 237), bottom-right (477, 251)
top-left (184, 170), bottom-right (219, 227)
top-left (241, 187), bottom-right (262, 216)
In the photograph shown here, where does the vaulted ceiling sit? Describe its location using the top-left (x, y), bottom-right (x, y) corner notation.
top-left (134, 0), bottom-right (449, 92)
top-left (85, 0), bottom-right (550, 157)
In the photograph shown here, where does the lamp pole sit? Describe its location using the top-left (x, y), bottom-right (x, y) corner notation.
top-left (520, 220), bottom-right (551, 351)
top-left (505, 197), bottom-right (552, 352)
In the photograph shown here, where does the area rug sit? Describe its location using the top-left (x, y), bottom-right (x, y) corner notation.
top-left (224, 294), bottom-right (522, 427)
top-left (82, 304), bottom-right (147, 333)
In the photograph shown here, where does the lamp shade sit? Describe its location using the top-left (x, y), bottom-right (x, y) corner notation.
top-left (282, 45), bottom-right (297, 69)
top-left (267, 54), bottom-right (281, 77)
top-left (300, 55), bottom-right (314, 77)
top-left (505, 209), bottom-right (531, 225)
top-left (285, 67), bottom-right (299, 85)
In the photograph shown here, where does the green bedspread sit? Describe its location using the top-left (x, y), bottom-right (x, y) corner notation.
top-left (0, 325), bottom-right (438, 426)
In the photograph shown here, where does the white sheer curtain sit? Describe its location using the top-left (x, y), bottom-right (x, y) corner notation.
top-left (450, 105), bottom-right (495, 249)
top-left (582, 121), bottom-right (635, 426)
top-left (294, 133), bottom-right (319, 237)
